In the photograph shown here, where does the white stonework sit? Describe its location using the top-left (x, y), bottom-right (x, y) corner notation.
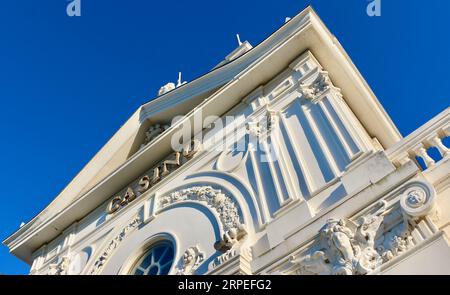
top-left (176, 246), bottom-right (205, 275)
top-left (3, 6), bottom-right (450, 275)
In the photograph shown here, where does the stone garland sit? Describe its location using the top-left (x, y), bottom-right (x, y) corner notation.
top-left (157, 186), bottom-right (247, 252)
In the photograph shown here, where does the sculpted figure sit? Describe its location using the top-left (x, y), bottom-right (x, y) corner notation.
top-left (319, 219), bottom-right (356, 274)
top-left (298, 212), bottom-right (385, 275)
top-left (176, 246), bottom-right (204, 275)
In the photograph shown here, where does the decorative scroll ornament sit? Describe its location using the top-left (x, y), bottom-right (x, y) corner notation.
top-left (400, 182), bottom-right (436, 218)
top-left (375, 181), bottom-right (438, 263)
top-left (176, 246), bottom-right (205, 275)
top-left (289, 181), bottom-right (438, 275)
top-left (157, 186), bottom-right (247, 252)
top-left (89, 216), bottom-right (141, 275)
top-left (299, 71), bottom-right (332, 102)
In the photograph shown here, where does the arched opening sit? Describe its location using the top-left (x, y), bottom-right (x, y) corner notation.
top-left (129, 241), bottom-right (175, 275)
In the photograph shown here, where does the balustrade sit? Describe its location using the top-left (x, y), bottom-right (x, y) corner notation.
top-left (387, 108), bottom-right (449, 171)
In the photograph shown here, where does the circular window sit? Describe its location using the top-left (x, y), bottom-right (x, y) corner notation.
top-left (131, 242), bottom-right (174, 275)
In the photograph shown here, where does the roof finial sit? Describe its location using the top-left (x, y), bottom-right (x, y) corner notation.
top-left (177, 71), bottom-right (186, 87)
top-left (177, 72), bottom-right (182, 87)
top-left (285, 17), bottom-right (291, 23)
top-left (236, 34), bottom-right (242, 46)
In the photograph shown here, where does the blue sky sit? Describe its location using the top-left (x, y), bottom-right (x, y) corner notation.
top-left (0, 0), bottom-right (448, 274)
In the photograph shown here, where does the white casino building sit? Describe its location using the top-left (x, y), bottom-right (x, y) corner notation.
top-left (4, 6), bottom-right (450, 275)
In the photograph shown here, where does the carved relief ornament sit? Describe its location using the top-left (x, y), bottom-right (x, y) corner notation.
top-left (156, 186), bottom-right (247, 253)
top-left (89, 216), bottom-right (142, 275)
top-left (176, 246), bottom-right (205, 275)
top-left (299, 70), bottom-right (335, 103)
top-left (286, 181), bottom-right (437, 275)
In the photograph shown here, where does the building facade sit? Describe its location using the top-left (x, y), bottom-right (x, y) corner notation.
top-left (4, 7), bottom-right (450, 275)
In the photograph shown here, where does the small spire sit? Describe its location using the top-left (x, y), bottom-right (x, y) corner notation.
top-left (236, 34), bottom-right (242, 46)
top-left (176, 72), bottom-right (187, 87)
top-left (285, 17), bottom-right (291, 23)
top-left (177, 72), bottom-right (182, 87)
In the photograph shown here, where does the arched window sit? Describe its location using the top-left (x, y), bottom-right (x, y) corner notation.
top-left (131, 241), bottom-right (174, 275)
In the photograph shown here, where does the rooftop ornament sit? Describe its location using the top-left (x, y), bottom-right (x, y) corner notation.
top-left (157, 72), bottom-right (187, 96)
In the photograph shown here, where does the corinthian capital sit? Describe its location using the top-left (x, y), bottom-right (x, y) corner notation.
top-left (299, 71), bottom-right (334, 103)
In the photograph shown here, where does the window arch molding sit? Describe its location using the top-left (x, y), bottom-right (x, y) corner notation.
top-left (119, 232), bottom-right (178, 275)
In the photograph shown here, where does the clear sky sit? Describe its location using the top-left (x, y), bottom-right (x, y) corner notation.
top-left (0, 0), bottom-right (449, 275)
